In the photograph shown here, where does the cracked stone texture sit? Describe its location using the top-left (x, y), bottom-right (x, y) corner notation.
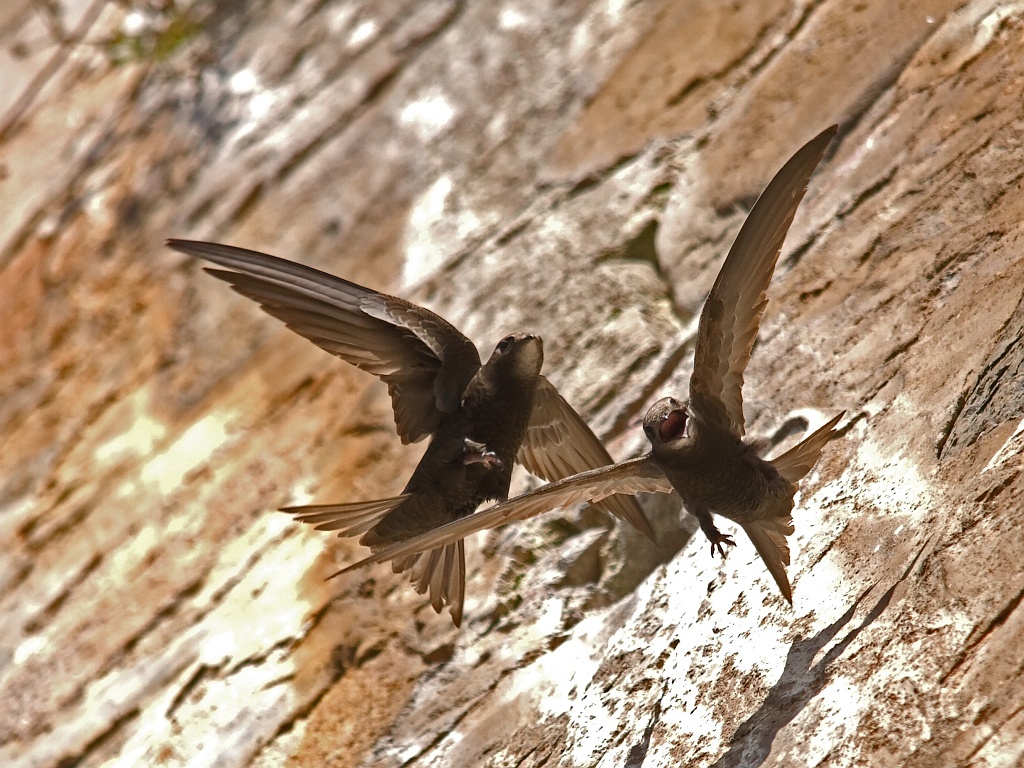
top-left (2, 0), bottom-right (1023, 766)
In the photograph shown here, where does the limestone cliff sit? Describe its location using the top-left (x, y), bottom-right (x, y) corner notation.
top-left (2, 1), bottom-right (1023, 766)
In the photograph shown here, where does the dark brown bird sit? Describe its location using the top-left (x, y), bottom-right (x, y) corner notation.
top-left (335, 126), bottom-right (844, 604)
top-left (166, 239), bottom-right (655, 626)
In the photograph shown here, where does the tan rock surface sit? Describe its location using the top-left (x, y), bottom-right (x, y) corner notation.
top-left (2, 1), bottom-right (1023, 766)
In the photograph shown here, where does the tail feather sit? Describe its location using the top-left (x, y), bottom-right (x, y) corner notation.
top-left (393, 554), bottom-right (418, 573)
top-left (407, 543), bottom-right (465, 626)
top-left (742, 516), bottom-right (795, 604)
top-left (748, 411), bottom-right (843, 603)
top-left (771, 412), bottom-right (844, 484)
top-left (412, 548), bottom-right (441, 596)
top-left (450, 541), bottom-right (466, 627)
top-left (429, 550), bottom-right (446, 613)
top-left (441, 544), bottom-right (456, 609)
top-left (285, 494), bottom-right (467, 626)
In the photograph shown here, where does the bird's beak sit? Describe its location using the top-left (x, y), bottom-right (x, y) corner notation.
top-left (515, 335), bottom-right (543, 376)
top-left (658, 409), bottom-right (688, 443)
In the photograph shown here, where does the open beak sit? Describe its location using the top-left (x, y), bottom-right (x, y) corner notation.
top-left (658, 409), bottom-right (688, 442)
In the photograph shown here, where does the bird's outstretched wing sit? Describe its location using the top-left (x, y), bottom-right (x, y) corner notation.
top-left (338, 456), bottom-right (673, 572)
top-left (168, 240), bottom-right (481, 443)
top-left (689, 126), bottom-right (837, 437)
top-left (282, 495), bottom-right (411, 537)
top-left (770, 411), bottom-right (845, 483)
top-left (517, 376), bottom-right (657, 541)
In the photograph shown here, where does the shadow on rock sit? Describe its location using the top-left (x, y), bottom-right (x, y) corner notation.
top-left (710, 538), bottom-right (932, 768)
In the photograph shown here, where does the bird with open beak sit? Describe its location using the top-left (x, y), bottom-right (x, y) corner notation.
top-left (336, 125), bottom-right (844, 605)
top-left (166, 239), bottom-right (654, 626)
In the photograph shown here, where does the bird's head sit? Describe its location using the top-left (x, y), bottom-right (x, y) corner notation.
top-left (643, 397), bottom-right (691, 447)
top-left (487, 333), bottom-right (544, 380)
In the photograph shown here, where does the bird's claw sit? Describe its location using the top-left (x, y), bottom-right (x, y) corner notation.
top-left (695, 512), bottom-right (735, 559)
top-left (466, 451), bottom-right (502, 469)
top-left (462, 439), bottom-right (503, 469)
top-left (708, 533), bottom-right (735, 559)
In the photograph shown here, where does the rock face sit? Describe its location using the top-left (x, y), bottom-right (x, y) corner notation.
top-left (2, 0), bottom-right (1023, 766)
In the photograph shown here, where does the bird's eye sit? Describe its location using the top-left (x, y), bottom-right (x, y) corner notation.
top-left (496, 336), bottom-right (514, 353)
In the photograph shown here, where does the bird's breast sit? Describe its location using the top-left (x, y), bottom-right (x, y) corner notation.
top-left (658, 442), bottom-right (788, 522)
top-left (461, 374), bottom-right (537, 459)
top-left (404, 374), bottom-right (536, 510)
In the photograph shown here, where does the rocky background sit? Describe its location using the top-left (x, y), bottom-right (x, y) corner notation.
top-left (2, 0), bottom-right (1023, 766)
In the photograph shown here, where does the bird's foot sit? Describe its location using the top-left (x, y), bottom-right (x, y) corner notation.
top-left (707, 532), bottom-right (736, 559)
top-left (462, 438), bottom-right (503, 469)
top-left (466, 451), bottom-right (502, 469)
top-left (696, 512), bottom-right (735, 559)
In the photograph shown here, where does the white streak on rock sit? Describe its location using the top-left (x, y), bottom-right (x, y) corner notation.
top-left (399, 91), bottom-right (456, 142)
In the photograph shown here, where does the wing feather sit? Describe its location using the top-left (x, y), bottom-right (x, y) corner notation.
top-left (341, 456), bottom-right (672, 572)
top-left (168, 239), bottom-right (481, 443)
top-left (690, 126), bottom-right (836, 436)
top-left (771, 412), bottom-right (844, 483)
top-left (281, 495), bottom-right (412, 537)
top-left (517, 377), bottom-right (657, 541)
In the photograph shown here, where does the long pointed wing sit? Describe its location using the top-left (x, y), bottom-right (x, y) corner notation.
top-left (690, 126), bottom-right (837, 437)
top-left (281, 495), bottom-right (411, 537)
top-left (770, 411), bottom-right (844, 483)
top-left (517, 376), bottom-right (657, 541)
top-left (340, 456), bottom-right (673, 572)
top-left (167, 240), bottom-right (481, 443)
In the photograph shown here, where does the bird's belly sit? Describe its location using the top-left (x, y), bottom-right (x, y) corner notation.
top-left (670, 456), bottom-right (779, 522)
top-left (375, 465), bottom-right (509, 545)
top-left (404, 447), bottom-right (513, 512)
top-left (396, 391), bottom-right (532, 532)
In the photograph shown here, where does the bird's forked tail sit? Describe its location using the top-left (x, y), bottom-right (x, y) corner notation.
top-left (281, 495), bottom-right (467, 626)
top-left (742, 411), bottom-right (844, 604)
